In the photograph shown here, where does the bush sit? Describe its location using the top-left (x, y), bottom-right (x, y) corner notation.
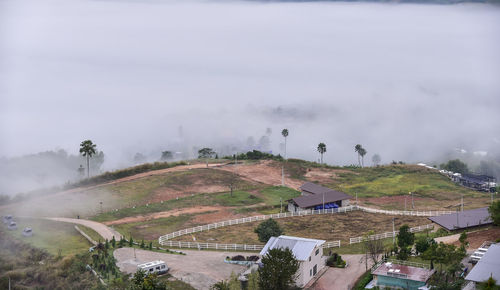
top-left (326, 254), bottom-right (346, 268)
top-left (246, 255), bottom-right (259, 261)
top-left (352, 271), bottom-right (373, 290)
top-left (231, 255), bottom-right (245, 261)
top-left (254, 218), bottom-right (283, 243)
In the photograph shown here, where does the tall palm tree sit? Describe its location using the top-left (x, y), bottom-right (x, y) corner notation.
top-left (80, 140), bottom-right (97, 178)
top-left (359, 147), bottom-right (367, 167)
top-left (317, 143), bottom-right (326, 164)
top-left (281, 129), bottom-right (289, 159)
top-left (354, 144), bottom-right (362, 166)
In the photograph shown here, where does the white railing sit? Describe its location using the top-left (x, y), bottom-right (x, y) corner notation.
top-left (323, 240), bottom-right (341, 248)
top-left (357, 206), bottom-right (453, 217)
top-left (349, 224), bottom-right (434, 244)
top-left (159, 206), bottom-right (356, 244)
top-left (160, 241), bottom-right (264, 251)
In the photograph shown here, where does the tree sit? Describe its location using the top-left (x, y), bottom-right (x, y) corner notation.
top-left (415, 236), bottom-right (435, 255)
top-left (258, 248), bottom-right (300, 290)
top-left (397, 225), bottom-right (415, 260)
top-left (281, 129), bottom-right (289, 159)
top-left (223, 172), bottom-right (239, 197)
top-left (477, 275), bottom-right (500, 290)
top-left (359, 148), bottom-right (367, 167)
top-left (254, 218), bottom-right (283, 243)
top-left (372, 154), bottom-right (381, 166)
top-left (133, 152), bottom-right (146, 164)
top-left (198, 148), bottom-right (215, 158)
top-left (363, 231), bottom-right (384, 264)
top-left (111, 236), bottom-right (116, 248)
top-left (140, 239), bottom-right (145, 249)
top-left (317, 143), bottom-right (326, 164)
top-left (129, 236), bottom-right (134, 247)
top-left (79, 140), bottom-right (97, 178)
top-left (440, 159), bottom-right (469, 174)
top-left (160, 151), bottom-right (173, 161)
top-left (210, 281), bottom-right (230, 290)
top-left (459, 231), bottom-right (469, 249)
top-left (355, 144), bottom-right (363, 166)
top-left (489, 200), bottom-right (500, 226)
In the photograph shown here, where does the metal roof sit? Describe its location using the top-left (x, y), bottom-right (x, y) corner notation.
top-left (427, 207), bottom-right (492, 231)
top-left (372, 262), bottom-right (434, 283)
top-left (292, 186), bottom-right (352, 208)
top-left (465, 243), bottom-right (500, 284)
top-left (259, 235), bottom-right (325, 261)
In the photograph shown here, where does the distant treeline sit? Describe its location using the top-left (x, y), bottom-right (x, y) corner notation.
top-left (224, 150), bottom-right (284, 161)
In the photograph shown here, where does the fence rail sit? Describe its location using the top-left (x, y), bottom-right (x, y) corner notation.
top-left (357, 206), bottom-right (453, 217)
top-left (323, 240), bottom-right (341, 248)
top-left (159, 206), bottom-right (356, 244)
top-left (349, 224), bottom-right (434, 244)
top-left (160, 241), bottom-right (264, 251)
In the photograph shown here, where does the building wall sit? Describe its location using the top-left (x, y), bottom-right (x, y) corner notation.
top-left (295, 245), bottom-right (325, 287)
top-left (375, 274), bottom-right (426, 290)
top-left (341, 199), bottom-right (350, 207)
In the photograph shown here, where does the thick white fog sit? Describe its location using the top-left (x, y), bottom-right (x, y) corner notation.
top-left (1, 0), bottom-right (500, 192)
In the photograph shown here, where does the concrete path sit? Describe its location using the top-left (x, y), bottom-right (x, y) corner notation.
top-left (114, 247), bottom-right (247, 290)
top-left (45, 217), bottom-right (121, 241)
top-left (310, 254), bottom-right (373, 290)
top-left (435, 233), bottom-right (461, 244)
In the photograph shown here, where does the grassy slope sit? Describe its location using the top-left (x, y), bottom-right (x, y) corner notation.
top-left (4, 218), bottom-right (92, 256)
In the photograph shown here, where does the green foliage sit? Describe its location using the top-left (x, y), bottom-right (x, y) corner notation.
top-left (254, 218), bottom-right (283, 243)
top-left (198, 148), bottom-right (216, 159)
top-left (397, 225), bottom-right (415, 260)
top-left (259, 186), bottom-right (301, 206)
top-left (232, 150), bottom-right (282, 161)
top-left (415, 236), bottom-right (435, 255)
top-left (317, 143), bottom-right (326, 163)
top-left (326, 253), bottom-right (346, 268)
top-left (129, 236), bottom-right (134, 247)
top-left (352, 271), bottom-right (373, 290)
top-left (477, 276), bottom-right (500, 290)
top-left (459, 231), bottom-right (469, 248)
top-left (161, 151), bottom-right (173, 161)
top-left (111, 236), bottom-right (116, 248)
top-left (440, 159), bottom-right (469, 174)
top-left (214, 191), bottom-right (263, 206)
top-left (131, 269), bottom-right (168, 290)
top-left (211, 280), bottom-right (230, 290)
top-left (140, 239), bottom-right (145, 249)
top-left (259, 248), bottom-right (300, 290)
top-left (489, 200), bottom-right (500, 226)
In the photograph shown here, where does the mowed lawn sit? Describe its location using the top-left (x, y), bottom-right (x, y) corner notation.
top-left (171, 211), bottom-right (430, 244)
top-left (4, 218), bottom-right (93, 256)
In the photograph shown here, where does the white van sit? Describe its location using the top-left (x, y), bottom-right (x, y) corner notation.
top-left (137, 260), bottom-right (168, 275)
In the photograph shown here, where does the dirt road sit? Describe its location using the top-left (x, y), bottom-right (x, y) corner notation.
top-left (114, 247), bottom-right (247, 290)
top-left (310, 254), bottom-right (373, 290)
top-left (45, 217), bottom-right (121, 241)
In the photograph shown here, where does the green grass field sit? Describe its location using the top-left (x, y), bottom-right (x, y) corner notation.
top-left (259, 186), bottom-right (301, 206)
top-left (4, 218), bottom-right (93, 256)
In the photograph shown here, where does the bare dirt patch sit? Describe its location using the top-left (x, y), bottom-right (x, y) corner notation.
top-left (218, 160), bottom-right (303, 190)
top-left (103, 206), bottom-right (224, 226)
top-left (172, 211), bottom-right (430, 244)
top-left (150, 184), bottom-right (228, 203)
top-left (451, 227), bottom-right (500, 249)
top-left (304, 168), bottom-right (357, 183)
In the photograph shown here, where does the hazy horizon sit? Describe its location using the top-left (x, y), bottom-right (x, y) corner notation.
top-left (1, 0), bottom-right (500, 193)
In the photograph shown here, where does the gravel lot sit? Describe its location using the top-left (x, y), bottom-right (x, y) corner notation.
top-left (114, 248), bottom-right (248, 290)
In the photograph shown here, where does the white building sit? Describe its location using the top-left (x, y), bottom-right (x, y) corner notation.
top-left (137, 260), bottom-right (168, 275)
top-left (259, 235), bottom-right (326, 288)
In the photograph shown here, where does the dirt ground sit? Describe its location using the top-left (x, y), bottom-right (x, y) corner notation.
top-left (217, 160), bottom-right (303, 190)
top-left (150, 185), bottom-right (228, 203)
top-left (309, 254), bottom-right (373, 290)
top-left (114, 247), bottom-right (247, 290)
top-left (304, 168), bottom-right (357, 184)
top-left (451, 227), bottom-right (500, 249)
top-left (172, 211), bottom-right (430, 244)
top-left (103, 206), bottom-right (225, 226)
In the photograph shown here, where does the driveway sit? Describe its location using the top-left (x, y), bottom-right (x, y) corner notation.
top-left (114, 248), bottom-right (248, 290)
top-left (310, 254), bottom-right (374, 290)
top-left (45, 217), bottom-right (121, 241)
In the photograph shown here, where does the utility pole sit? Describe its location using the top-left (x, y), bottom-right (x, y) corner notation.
top-left (282, 165), bottom-right (284, 186)
top-left (392, 217), bottom-right (396, 245)
top-left (100, 201), bottom-right (103, 214)
top-left (356, 192), bottom-right (358, 205)
top-left (405, 197), bottom-right (407, 211)
top-left (461, 194), bottom-right (464, 212)
top-left (280, 197), bottom-right (283, 213)
top-left (409, 192), bottom-right (414, 209)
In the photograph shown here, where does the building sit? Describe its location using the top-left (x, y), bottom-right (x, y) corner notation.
top-left (452, 173), bottom-right (496, 192)
top-left (22, 227), bottom-right (33, 237)
top-left (259, 235), bottom-right (326, 288)
top-left (288, 182), bottom-right (352, 212)
top-left (465, 243), bottom-right (500, 288)
top-left (369, 262), bottom-right (435, 290)
top-left (137, 260), bottom-right (168, 275)
top-left (7, 221), bottom-right (17, 230)
top-left (428, 207), bottom-right (492, 231)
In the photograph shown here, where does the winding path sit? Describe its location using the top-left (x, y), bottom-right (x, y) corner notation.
top-left (45, 217), bottom-right (121, 241)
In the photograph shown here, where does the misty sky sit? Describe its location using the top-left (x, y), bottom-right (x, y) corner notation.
top-left (1, 0), bottom-right (500, 168)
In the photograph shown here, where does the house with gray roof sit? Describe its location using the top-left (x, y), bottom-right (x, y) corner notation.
top-left (259, 235), bottom-right (326, 287)
top-left (465, 243), bottom-right (500, 288)
top-left (428, 207), bottom-right (492, 231)
top-left (288, 182), bottom-right (352, 212)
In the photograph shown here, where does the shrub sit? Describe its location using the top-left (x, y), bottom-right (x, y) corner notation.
top-left (231, 255), bottom-right (245, 261)
top-left (254, 218), bottom-right (283, 243)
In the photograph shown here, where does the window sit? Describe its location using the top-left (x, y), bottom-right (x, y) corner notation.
top-left (161, 265), bottom-right (166, 269)
top-left (310, 269), bottom-right (312, 277)
top-left (315, 249), bottom-right (320, 256)
top-left (156, 267), bottom-right (160, 270)
top-left (149, 268), bottom-right (153, 272)
top-left (309, 256), bottom-right (311, 261)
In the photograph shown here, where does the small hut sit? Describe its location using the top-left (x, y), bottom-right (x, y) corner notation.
top-left (8, 221), bottom-right (17, 230)
top-left (22, 227), bottom-right (33, 237)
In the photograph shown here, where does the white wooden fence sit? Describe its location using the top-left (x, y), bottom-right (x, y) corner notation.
top-left (158, 206), bottom-right (356, 244)
top-left (323, 241), bottom-right (341, 248)
top-left (357, 206), bottom-right (453, 217)
top-left (349, 224), bottom-right (434, 244)
top-left (160, 241), bottom-right (264, 251)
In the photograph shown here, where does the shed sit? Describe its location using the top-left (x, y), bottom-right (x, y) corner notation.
top-left (427, 207), bottom-right (492, 231)
top-left (465, 243), bottom-right (500, 286)
top-left (289, 183), bottom-right (352, 212)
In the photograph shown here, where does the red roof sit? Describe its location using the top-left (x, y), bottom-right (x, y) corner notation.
top-left (372, 262), bottom-right (434, 282)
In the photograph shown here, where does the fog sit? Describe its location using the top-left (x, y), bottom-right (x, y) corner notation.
top-left (1, 0), bottom-right (500, 194)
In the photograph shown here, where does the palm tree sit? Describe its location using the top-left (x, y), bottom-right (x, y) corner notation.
top-left (80, 140), bottom-right (97, 178)
top-left (354, 144), bottom-right (362, 166)
top-left (317, 143), bottom-right (326, 164)
top-left (359, 148), bottom-right (367, 167)
top-left (281, 129), bottom-right (289, 159)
